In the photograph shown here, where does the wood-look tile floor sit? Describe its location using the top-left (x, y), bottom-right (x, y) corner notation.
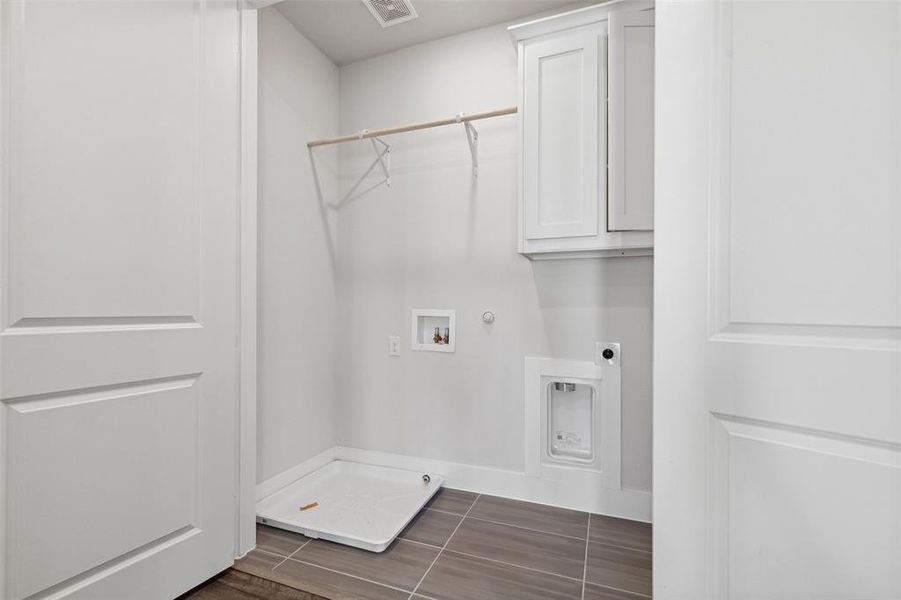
top-left (192, 489), bottom-right (652, 600)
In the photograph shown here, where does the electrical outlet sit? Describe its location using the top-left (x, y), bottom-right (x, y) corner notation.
top-left (595, 341), bottom-right (621, 367)
top-left (388, 336), bottom-right (401, 356)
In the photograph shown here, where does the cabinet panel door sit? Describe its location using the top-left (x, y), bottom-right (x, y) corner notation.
top-left (523, 28), bottom-right (605, 240)
top-left (608, 9), bottom-right (654, 231)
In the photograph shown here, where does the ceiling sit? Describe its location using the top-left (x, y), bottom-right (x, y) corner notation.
top-left (274, 0), bottom-right (584, 66)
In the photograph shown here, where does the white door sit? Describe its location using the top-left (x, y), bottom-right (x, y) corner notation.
top-left (0, 1), bottom-right (240, 599)
top-left (656, 2), bottom-right (901, 600)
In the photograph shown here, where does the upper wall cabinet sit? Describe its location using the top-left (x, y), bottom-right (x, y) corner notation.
top-left (522, 27), bottom-right (604, 243)
top-left (511, 2), bottom-right (655, 259)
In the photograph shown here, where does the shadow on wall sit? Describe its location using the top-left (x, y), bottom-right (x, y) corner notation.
top-left (532, 257), bottom-right (654, 309)
top-left (529, 255), bottom-right (653, 360)
top-left (308, 147), bottom-right (338, 272)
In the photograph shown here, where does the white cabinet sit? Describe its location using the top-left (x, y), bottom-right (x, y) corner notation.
top-left (522, 28), bottom-right (604, 242)
top-left (609, 8), bottom-right (655, 232)
top-left (511, 2), bottom-right (655, 259)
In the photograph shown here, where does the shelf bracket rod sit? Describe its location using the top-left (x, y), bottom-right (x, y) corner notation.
top-left (333, 134), bottom-right (391, 208)
top-left (458, 113), bottom-right (479, 177)
top-left (369, 136), bottom-right (391, 187)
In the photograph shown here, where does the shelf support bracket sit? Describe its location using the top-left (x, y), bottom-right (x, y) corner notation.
top-left (332, 134), bottom-right (391, 208)
top-left (458, 114), bottom-right (479, 177)
top-left (369, 136), bottom-right (391, 187)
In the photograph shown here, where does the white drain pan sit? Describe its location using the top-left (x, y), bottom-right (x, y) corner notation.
top-left (256, 460), bottom-right (444, 553)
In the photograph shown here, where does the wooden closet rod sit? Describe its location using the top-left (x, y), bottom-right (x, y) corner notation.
top-left (307, 106), bottom-right (517, 148)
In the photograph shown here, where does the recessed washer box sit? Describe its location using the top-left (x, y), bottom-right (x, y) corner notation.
top-left (411, 309), bottom-right (455, 353)
top-left (524, 356), bottom-right (621, 490)
top-left (547, 381), bottom-right (596, 463)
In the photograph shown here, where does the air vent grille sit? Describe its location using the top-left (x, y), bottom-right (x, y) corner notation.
top-left (361, 0), bottom-right (418, 28)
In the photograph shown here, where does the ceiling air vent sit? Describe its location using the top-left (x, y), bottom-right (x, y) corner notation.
top-left (361, 0), bottom-right (418, 28)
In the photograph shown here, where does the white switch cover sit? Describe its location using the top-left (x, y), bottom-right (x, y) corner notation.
top-left (388, 336), bottom-right (401, 356)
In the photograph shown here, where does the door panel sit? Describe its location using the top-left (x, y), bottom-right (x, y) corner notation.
top-left (8, 0), bottom-right (202, 323)
top-left (0, 1), bottom-right (240, 598)
top-left (608, 8), bottom-right (654, 232)
top-left (538, 48), bottom-right (588, 227)
top-left (523, 29), bottom-right (602, 240)
top-left (1, 327), bottom-right (202, 399)
top-left (8, 378), bottom-right (199, 598)
top-left (725, 3), bottom-right (900, 329)
top-left (713, 417), bottom-right (901, 600)
top-left (656, 1), bottom-right (901, 599)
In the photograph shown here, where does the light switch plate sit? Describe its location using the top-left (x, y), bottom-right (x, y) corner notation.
top-left (595, 341), bottom-right (621, 367)
top-left (388, 336), bottom-right (401, 356)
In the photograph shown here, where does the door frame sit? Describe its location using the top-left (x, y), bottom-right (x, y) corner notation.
top-left (236, 1), bottom-right (256, 559)
top-left (236, 0), bottom-right (261, 559)
top-left (236, 0), bottom-right (285, 560)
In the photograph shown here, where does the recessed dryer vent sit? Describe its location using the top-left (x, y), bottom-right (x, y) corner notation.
top-left (361, 0), bottom-right (418, 28)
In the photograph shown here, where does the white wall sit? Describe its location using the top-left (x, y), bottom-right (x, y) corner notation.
top-left (335, 25), bottom-right (653, 492)
top-left (257, 7), bottom-right (339, 484)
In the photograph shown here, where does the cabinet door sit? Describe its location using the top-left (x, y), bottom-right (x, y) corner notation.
top-left (522, 28), bottom-right (606, 240)
top-left (608, 8), bottom-right (654, 232)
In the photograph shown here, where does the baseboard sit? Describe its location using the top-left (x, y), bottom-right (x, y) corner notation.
top-left (256, 446), bottom-right (651, 522)
top-left (334, 446), bottom-right (652, 523)
top-left (255, 447), bottom-right (336, 502)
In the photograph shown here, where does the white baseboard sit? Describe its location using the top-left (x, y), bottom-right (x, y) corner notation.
top-left (256, 446), bottom-right (651, 522)
top-left (334, 446), bottom-right (652, 523)
top-left (255, 447), bottom-right (336, 502)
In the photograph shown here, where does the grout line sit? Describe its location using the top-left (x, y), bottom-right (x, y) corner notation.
top-left (250, 533), bottom-right (313, 570)
top-left (463, 514), bottom-right (588, 542)
top-left (282, 556), bottom-right (415, 595)
top-left (247, 547), bottom-right (286, 558)
top-left (581, 513), bottom-right (591, 600)
top-left (407, 493), bottom-right (481, 600)
top-left (422, 507), bottom-right (469, 518)
top-left (586, 582), bottom-right (652, 599)
top-left (432, 507), bottom-right (643, 548)
top-left (589, 539), bottom-right (653, 555)
top-left (398, 538), bottom-right (443, 550)
top-left (286, 538), bottom-right (312, 559)
top-left (247, 547), bottom-right (293, 571)
top-left (444, 510), bottom-right (650, 555)
top-left (440, 548), bottom-right (584, 583)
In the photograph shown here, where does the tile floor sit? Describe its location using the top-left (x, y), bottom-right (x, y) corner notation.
top-left (233, 489), bottom-right (651, 600)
